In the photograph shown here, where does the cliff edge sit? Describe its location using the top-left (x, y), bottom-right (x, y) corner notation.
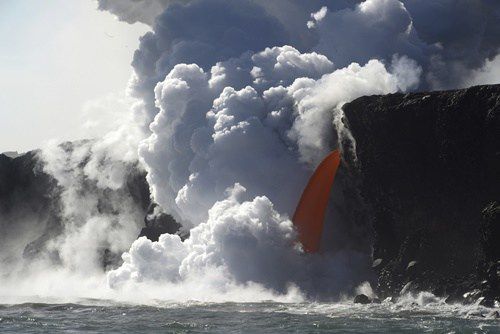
top-left (343, 84), bottom-right (500, 305)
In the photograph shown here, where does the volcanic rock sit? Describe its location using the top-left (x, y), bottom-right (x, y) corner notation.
top-left (354, 294), bottom-right (371, 304)
top-left (343, 84), bottom-right (500, 303)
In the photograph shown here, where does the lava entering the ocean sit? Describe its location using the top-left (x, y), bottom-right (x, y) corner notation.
top-left (293, 150), bottom-right (341, 253)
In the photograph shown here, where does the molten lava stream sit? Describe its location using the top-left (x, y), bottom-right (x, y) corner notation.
top-left (292, 150), bottom-right (341, 253)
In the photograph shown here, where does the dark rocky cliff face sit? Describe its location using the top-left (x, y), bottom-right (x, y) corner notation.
top-left (343, 84), bottom-right (500, 304)
top-left (0, 151), bottom-right (56, 264)
top-left (0, 151), bottom-right (53, 219)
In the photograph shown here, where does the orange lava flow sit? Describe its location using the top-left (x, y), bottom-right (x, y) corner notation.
top-left (292, 150), bottom-right (341, 253)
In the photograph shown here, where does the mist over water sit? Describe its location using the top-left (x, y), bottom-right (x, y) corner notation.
top-left (1, 1), bottom-right (500, 320)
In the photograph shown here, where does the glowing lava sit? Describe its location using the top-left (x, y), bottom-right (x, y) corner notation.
top-left (292, 150), bottom-right (341, 253)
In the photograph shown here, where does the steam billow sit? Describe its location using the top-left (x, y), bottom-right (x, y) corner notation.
top-left (1, 0), bottom-right (500, 303)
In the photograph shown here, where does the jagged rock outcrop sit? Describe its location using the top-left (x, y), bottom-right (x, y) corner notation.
top-left (343, 84), bottom-right (500, 303)
top-left (139, 203), bottom-right (184, 241)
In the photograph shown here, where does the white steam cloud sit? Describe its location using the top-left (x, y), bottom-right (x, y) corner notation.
top-left (107, 45), bottom-right (420, 298)
top-left (102, 0), bottom-right (500, 89)
top-left (108, 184), bottom-right (371, 299)
top-left (309, 0), bottom-right (428, 69)
top-left (39, 134), bottom-right (145, 274)
top-left (139, 45), bottom-right (421, 229)
top-left (462, 53), bottom-right (500, 87)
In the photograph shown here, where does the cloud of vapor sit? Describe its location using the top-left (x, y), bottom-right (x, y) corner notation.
top-left (101, 0), bottom-right (424, 298)
top-left (100, 0), bottom-right (500, 91)
top-left (138, 45), bottom-right (421, 229)
top-left (0, 108), bottom-right (156, 302)
top-left (462, 53), bottom-right (500, 87)
top-left (306, 0), bottom-right (500, 89)
top-left (403, 0), bottom-right (500, 89)
top-left (38, 136), bottom-right (147, 274)
top-left (96, 0), bottom-right (358, 30)
top-left (105, 44), bottom-right (421, 297)
top-left (128, 0), bottom-right (291, 130)
top-left (118, 0), bottom-right (500, 188)
top-left (309, 0), bottom-right (428, 69)
top-left (96, 0), bottom-right (175, 25)
top-left (108, 184), bottom-right (299, 288)
top-left (139, 46), bottom-right (330, 227)
top-left (108, 184), bottom-right (371, 299)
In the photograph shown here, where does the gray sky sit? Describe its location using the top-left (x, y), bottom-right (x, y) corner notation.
top-left (0, 0), bottom-right (148, 153)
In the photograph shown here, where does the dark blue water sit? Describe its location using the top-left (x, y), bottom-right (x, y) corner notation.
top-left (0, 300), bottom-right (499, 333)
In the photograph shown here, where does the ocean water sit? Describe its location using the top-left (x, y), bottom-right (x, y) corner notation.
top-left (1, 298), bottom-right (499, 333)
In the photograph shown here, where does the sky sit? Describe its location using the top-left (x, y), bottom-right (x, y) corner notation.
top-left (0, 0), bottom-right (148, 153)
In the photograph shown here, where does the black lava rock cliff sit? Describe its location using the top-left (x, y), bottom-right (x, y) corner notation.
top-left (343, 84), bottom-right (500, 305)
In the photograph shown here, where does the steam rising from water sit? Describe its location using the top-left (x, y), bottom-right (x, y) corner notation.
top-left (1, 0), bottom-right (500, 303)
top-left (104, 47), bottom-right (419, 299)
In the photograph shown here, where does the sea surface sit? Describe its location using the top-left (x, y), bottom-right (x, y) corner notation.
top-left (0, 298), bottom-right (499, 333)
